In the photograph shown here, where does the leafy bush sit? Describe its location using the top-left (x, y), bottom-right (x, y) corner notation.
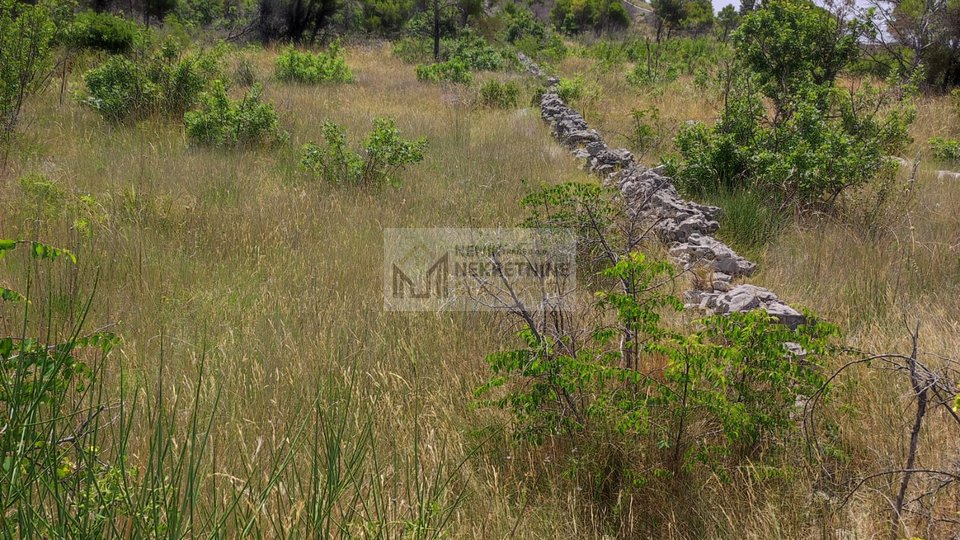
top-left (357, 0), bottom-right (418, 32)
top-left (556, 75), bottom-right (602, 105)
top-left (503, 3), bottom-right (567, 62)
top-left (590, 39), bottom-right (630, 71)
top-left (401, 31), bottom-right (507, 73)
top-left (175, 0), bottom-right (227, 28)
top-left (624, 37), bottom-right (728, 87)
top-left (517, 33), bottom-right (568, 64)
top-left (670, 0), bottom-right (914, 210)
top-left (626, 57), bottom-right (679, 86)
top-left (81, 56), bottom-right (159, 122)
top-left (300, 117), bottom-right (427, 188)
top-left (81, 46), bottom-right (221, 122)
top-left (477, 79), bottom-right (520, 108)
top-left (503, 3), bottom-right (546, 43)
top-left (673, 85), bottom-right (913, 208)
top-left (553, 76), bottom-right (602, 119)
top-left (392, 36), bottom-right (434, 64)
top-left (184, 81), bottom-right (284, 147)
top-left (415, 59), bottom-right (472, 84)
top-left (18, 172), bottom-right (65, 218)
top-left (1, 0), bottom-right (54, 144)
top-left (152, 45), bottom-right (222, 115)
top-left (478, 247), bottom-right (835, 454)
top-left (400, 4), bottom-right (458, 38)
top-left (63, 11), bottom-right (143, 54)
top-left (929, 136), bottom-right (960, 161)
top-left (476, 183), bottom-right (837, 520)
top-left (275, 42), bottom-right (354, 84)
top-left (556, 76), bottom-right (584, 101)
top-left (397, 30), bottom-right (510, 74)
top-left (447, 31), bottom-right (506, 71)
top-left (627, 106), bottom-right (665, 156)
top-left (551, 0), bottom-right (629, 34)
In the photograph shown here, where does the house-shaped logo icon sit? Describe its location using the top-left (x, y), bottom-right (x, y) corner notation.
top-left (391, 240), bottom-right (450, 299)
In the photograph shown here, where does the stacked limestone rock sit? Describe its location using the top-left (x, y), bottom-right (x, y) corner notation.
top-left (529, 61), bottom-right (806, 328)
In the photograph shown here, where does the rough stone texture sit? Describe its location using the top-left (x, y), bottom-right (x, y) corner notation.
top-left (669, 234), bottom-right (758, 277)
top-left (517, 53), bottom-right (544, 78)
top-left (521, 54), bottom-right (806, 328)
top-left (686, 285), bottom-right (806, 330)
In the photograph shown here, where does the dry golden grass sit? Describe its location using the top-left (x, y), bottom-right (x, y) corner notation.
top-left (0, 43), bottom-right (602, 538)
top-left (2, 40), bottom-right (960, 538)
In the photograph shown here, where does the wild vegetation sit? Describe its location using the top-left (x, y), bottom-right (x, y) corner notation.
top-left (3, 0), bottom-right (960, 537)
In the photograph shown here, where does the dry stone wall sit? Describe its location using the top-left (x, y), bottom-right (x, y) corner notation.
top-left (525, 61), bottom-right (806, 328)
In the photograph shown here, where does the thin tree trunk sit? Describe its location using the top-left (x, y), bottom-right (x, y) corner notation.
top-left (433, 0), bottom-right (441, 61)
top-left (892, 325), bottom-right (925, 539)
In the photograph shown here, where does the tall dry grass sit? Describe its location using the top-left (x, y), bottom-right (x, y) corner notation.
top-left (2, 39), bottom-right (960, 538)
top-left (0, 43), bottom-right (600, 537)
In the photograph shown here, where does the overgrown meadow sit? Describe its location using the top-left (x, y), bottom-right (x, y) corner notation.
top-left (3, 0), bottom-right (960, 537)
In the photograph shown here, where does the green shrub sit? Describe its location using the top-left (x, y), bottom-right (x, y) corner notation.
top-left (402, 9), bottom-right (460, 45)
top-left (556, 76), bottom-right (583, 101)
top-left (627, 106), bottom-right (665, 155)
top-left (626, 54), bottom-right (679, 86)
top-left (551, 0), bottom-right (629, 34)
top-left (396, 32), bottom-right (510, 72)
top-left (415, 58), bottom-right (472, 84)
top-left (478, 79), bottom-right (520, 108)
top-left (151, 46), bottom-right (221, 115)
top-left (517, 33), bottom-right (567, 64)
top-left (18, 172), bottom-right (65, 217)
top-left (184, 80), bottom-right (284, 147)
top-left (672, 87), bottom-right (912, 208)
top-left (63, 11), bottom-right (143, 54)
top-left (556, 75), bottom-right (601, 104)
top-left (300, 117), bottom-right (427, 188)
top-left (670, 0), bottom-right (914, 210)
top-left (81, 47), bottom-right (219, 122)
top-left (392, 36), bottom-right (433, 64)
top-left (503, 2), bottom-right (546, 43)
top-left (624, 37), bottom-right (727, 87)
top-left (553, 76), bottom-right (602, 119)
top-left (472, 182), bottom-right (840, 518)
top-left (929, 136), bottom-right (960, 161)
top-left (275, 42), bottom-right (354, 84)
top-left (1, 0), bottom-right (54, 144)
top-left (590, 39), bottom-right (630, 71)
top-left (81, 56), bottom-right (159, 122)
top-left (478, 246), bottom-right (835, 454)
top-left (447, 31), bottom-right (506, 71)
top-left (357, 0), bottom-right (418, 32)
top-left (503, 3), bottom-right (567, 62)
top-left (175, 0), bottom-right (228, 28)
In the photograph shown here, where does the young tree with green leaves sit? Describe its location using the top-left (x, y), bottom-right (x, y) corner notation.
top-left (671, 0), bottom-right (915, 211)
top-left (651, 0), bottom-right (713, 41)
top-left (716, 3), bottom-right (739, 41)
top-left (861, 0), bottom-right (960, 89)
top-left (0, 0), bottom-right (54, 156)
